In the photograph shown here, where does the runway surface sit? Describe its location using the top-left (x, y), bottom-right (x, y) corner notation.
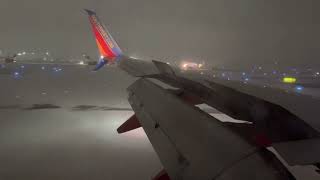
top-left (0, 64), bottom-right (319, 179)
top-left (0, 64), bottom-right (162, 180)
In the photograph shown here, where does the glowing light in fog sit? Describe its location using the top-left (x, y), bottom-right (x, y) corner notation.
top-left (282, 77), bottom-right (297, 84)
top-left (129, 56), bottom-right (138, 60)
top-left (295, 86), bottom-right (304, 92)
top-left (13, 71), bottom-right (22, 79)
top-left (52, 67), bottom-right (62, 72)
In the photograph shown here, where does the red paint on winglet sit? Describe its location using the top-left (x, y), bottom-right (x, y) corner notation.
top-left (117, 114), bottom-right (141, 134)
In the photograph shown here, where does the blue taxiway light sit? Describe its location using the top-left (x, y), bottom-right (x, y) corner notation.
top-left (13, 71), bottom-right (22, 79)
top-left (295, 85), bottom-right (304, 92)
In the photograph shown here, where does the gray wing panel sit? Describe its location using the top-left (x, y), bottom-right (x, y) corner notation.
top-left (127, 78), bottom-right (295, 180)
top-left (205, 78), bottom-right (320, 133)
top-left (273, 138), bottom-right (320, 165)
top-left (119, 57), bottom-right (160, 77)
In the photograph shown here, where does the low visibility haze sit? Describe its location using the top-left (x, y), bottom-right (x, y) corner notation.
top-left (0, 1), bottom-right (320, 179)
top-left (0, 0), bottom-right (319, 67)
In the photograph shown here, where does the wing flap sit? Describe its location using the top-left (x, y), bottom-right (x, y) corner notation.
top-left (127, 78), bottom-right (295, 180)
top-left (117, 114), bottom-right (141, 134)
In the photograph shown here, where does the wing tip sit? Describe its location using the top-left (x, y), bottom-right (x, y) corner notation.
top-left (84, 9), bottom-right (96, 15)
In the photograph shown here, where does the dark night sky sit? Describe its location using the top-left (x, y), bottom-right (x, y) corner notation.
top-left (0, 0), bottom-right (320, 67)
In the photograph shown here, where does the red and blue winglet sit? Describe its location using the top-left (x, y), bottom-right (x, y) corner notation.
top-left (84, 9), bottom-right (123, 70)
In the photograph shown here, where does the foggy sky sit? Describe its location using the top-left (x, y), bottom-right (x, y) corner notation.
top-left (0, 0), bottom-right (320, 67)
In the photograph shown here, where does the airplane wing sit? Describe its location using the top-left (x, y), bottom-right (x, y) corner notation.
top-left (84, 9), bottom-right (320, 179)
top-left (125, 78), bottom-right (296, 180)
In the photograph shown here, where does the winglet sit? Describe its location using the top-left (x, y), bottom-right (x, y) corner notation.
top-left (93, 57), bottom-right (107, 71)
top-left (84, 9), bottom-right (123, 70)
top-left (84, 9), bottom-right (95, 15)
